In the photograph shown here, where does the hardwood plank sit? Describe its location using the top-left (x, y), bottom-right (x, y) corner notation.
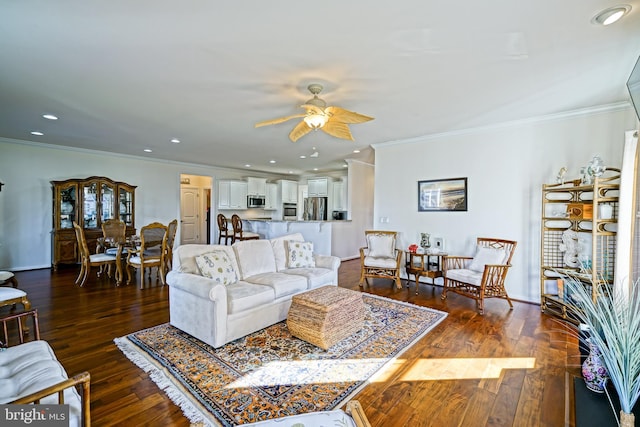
top-left (5, 260), bottom-right (581, 426)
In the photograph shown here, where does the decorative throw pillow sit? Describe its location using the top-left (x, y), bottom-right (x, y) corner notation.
top-left (367, 233), bottom-right (396, 258)
top-left (287, 240), bottom-right (315, 268)
top-left (468, 246), bottom-right (507, 272)
top-left (195, 250), bottom-right (238, 285)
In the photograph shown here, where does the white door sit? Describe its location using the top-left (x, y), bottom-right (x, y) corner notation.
top-left (180, 187), bottom-right (200, 244)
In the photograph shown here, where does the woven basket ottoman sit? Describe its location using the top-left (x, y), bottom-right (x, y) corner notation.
top-left (287, 285), bottom-right (365, 350)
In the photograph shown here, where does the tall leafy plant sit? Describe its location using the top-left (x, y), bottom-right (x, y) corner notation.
top-left (563, 275), bottom-right (640, 426)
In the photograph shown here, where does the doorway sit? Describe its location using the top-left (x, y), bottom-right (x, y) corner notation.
top-left (180, 174), bottom-right (212, 245)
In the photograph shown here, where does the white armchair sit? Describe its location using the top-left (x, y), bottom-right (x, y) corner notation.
top-left (441, 237), bottom-right (517, 314)
top-left (359, 230), bottom-right (403, 289)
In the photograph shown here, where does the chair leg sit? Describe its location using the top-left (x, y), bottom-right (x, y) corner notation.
top-left (80, 264), bottom-right (90, 287)
top-left (394, 275), bottom-right (402, 289)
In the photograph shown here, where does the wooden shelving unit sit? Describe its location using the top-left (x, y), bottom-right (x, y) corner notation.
top-left (540, 168), bottom-right (620, 322)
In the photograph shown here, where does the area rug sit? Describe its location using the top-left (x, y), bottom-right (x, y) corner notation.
top-left (115, 293), bottom-right (447, 426)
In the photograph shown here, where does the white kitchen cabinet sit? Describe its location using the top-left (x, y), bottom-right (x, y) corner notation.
top-left (308, 177), bottom-right (331, 197)
top-left (247, 177), bottom-right (267, 196)
top-left (332, 180), bottom-right (347, 211)
top-left (279, 180), bottom-right (298, 204)
top-left (218, 180), bottom-right (248, 209)
top-left (264, 183), bottom-right (277, 210)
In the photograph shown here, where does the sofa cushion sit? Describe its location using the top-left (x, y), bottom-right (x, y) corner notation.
top-left (174, 244), bottom-right (238, 275)
top-left (282, 267), bottom-right (334, 288)
top-left (446, 268), bottom-right (483, 286)
top-left (270, 233), bottom-right (305, 271)
top-left (195, 250), bottom-right (238, 285)
top-left (367, 233), bottom-right (396, 258)
top-left (287, 240), bottom-right (316, 268)
top-left (243, 272), bottom-right (308, 298)
top-left (233, 240), bottom-right (277, 279)
top-left (468, 246), bottom-right (507, 272)
top-left (363, 256), bottom-right (397, 269)
top-left (242, 409), bottom-right (357, 427)
top-left (226, 281), bottom-right (275, 314)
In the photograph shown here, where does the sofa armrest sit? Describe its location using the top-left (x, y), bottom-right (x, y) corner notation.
top-left (166, 271), bottom-right (227, 301)
top-left (313, 254), bottom-right (341, 271)
top-left (11, 371), bottom-right (91, 427)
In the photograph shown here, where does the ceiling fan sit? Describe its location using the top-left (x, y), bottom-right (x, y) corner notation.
top-left (255, 84), bottom-right (374, 142)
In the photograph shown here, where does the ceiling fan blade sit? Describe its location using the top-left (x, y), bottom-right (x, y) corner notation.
top-left (321, 120), bottom-right (354, 141)
top-left (255, 113), bottom-right (306, 128)
top-left (325, 106), bottom-right (374, 124)
top-left (289, 120), bottom-right (313, 142)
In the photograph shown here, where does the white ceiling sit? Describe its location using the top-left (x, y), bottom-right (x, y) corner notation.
top-left (1, 1), bottom-right (639, 175)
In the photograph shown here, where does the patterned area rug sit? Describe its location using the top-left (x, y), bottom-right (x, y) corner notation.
top-left (115, 293), bottom-right (447, 426)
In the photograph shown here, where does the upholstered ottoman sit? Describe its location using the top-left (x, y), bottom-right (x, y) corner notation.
top-left (287, 285), bottom-right (365, 350)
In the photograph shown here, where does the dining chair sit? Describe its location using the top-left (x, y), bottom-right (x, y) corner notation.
top-left (126, 222), bottom-right (167, 289)
top-left (217, 214), bottom-right (232, 245)
top-left (163, 219), bottom-right (178, 279)
top-left (98, 219), bottom-right (127, 276)
top-left (73, 222), bottom-right (118, 287)
top-left (231, 214), bottom-right (260, 244)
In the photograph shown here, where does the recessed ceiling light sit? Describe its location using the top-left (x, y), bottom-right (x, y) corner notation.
top-left (353, 149), bottom-right (360, 153)
top-left (144, 149), bottom-right (152, 153)
top-left (171, 138), bottom-right (181, 143)
top-left (313, 168), bottom-right (318, 171)
top-left (343, 164), bottom-right (348, 167)
top-left (288, 171), bottom-right (293, 174)
top-left (31, 131), bottom-right (44, 136)
top-left (300, 155), bottom-right (306, 159)
top-left (245, 164), bottom-right (251, 167)
top-left (269, 160), bottom-right (276, 164)
top-left (42, 114), bottom-right (58, 120)
top-left (592, 5), bottom-right (631, 25)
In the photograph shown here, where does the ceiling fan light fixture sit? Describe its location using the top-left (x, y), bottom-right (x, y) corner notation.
top-left (592, 5), bottom-right (631, 25)
top-left (304, 113), bottom-right (327, 129)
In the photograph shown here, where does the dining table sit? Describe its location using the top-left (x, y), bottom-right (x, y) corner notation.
top-left (98, 236), bottom-right (140, 286)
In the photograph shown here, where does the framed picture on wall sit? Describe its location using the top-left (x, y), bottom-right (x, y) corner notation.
top-left (418, 177), bottom-right (468, 212)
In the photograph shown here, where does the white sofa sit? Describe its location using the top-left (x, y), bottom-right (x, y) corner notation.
top-left (166, 233), bottom-right (341, 348)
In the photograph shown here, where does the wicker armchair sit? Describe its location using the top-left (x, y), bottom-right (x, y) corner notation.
top-left (1, 310), bottom-right (91, 427)
top-left (359, 230), bottom-right (403, 289)
top-left (441, 237), bottom-right (517, 314)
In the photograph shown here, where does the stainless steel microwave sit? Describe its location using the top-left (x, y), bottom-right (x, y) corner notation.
top-left (247, 196), bottom-right (265, 208)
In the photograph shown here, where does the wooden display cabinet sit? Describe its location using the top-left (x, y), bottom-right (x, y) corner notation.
top-left (539, 168), bottom-right (619, 322)
top-left (51, 176), bottom-right (136, 270)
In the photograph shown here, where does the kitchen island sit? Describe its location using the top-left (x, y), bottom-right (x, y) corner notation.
top-left (243, 220), bottom-right (333, 255)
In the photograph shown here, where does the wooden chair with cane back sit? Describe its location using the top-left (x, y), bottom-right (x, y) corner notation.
top-left (126, 222), bottom-right (167, 288)
top-left (73, 222), bottom-right (118, 286)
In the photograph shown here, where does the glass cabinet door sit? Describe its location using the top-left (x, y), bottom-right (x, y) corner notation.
top-left (118, 185), bottom-right (135, 226)
top-left (82, 182), bottom-right (98, 228)
top-left (101, 182), bottom-right (115, 222)
top-left (58, 183), bottom-right (77, 229)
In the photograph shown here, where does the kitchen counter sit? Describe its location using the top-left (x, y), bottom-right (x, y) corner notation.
top-left (243, 219), bottom-right (333, 255)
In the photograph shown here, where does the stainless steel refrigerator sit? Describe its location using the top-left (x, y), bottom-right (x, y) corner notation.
top-left (303, 197), bottom-right (327, 220)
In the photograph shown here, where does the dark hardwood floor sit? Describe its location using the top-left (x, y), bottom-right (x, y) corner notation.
top-left (4, 260), bottom-right (581, 426)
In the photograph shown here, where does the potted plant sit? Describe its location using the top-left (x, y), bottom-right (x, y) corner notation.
top-left (563, 274), bottom-right (640, 427)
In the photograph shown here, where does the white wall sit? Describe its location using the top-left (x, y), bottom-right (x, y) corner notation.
top-left (372, 105), bottom-right (637, 303)
top-left (0, 140), bottom-right (263, 270)
top-left (330, 159), bottom-right (374, 260)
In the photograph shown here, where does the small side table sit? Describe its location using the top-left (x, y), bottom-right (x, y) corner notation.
top-left (405, 251), bottom-right (447, 294)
